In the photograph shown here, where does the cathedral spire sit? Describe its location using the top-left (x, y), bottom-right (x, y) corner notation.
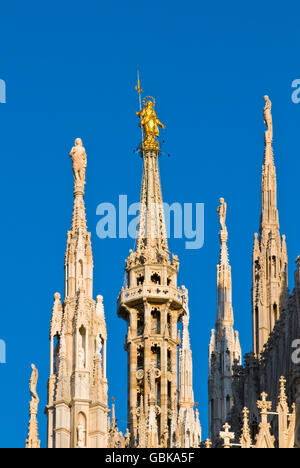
top-left (46, 138), bottom-right (109, 448)
top-left (65, 138), bottom-right (93, 299)
top-left (70, 138), bottom-right (88, 232)
top-left (260, 96), bottom-right (279, 232)
top-left (252, 97), bottom-right (289, 356)
top-left (216, 198), bottom-right (233, 327)
top-left (118, 93), bottom-right (199, 448)
top-left (134, 97), bottom-right (169, 264)
top-left (209, 198), bottom-right (241, 442)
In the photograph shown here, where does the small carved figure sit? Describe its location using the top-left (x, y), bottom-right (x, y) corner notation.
top-left (264, 95), bottom-right (272, 132)
top-left (172, 254), bottom-right (179, 271)
top-left (217, 198), bottom-right (227, 232)
top-left (29, 364), bottom-right (39, 403)
top-left (78, 345), bottom-right (85, 369)
top-left (54, 344), bottom-right (59, 374)
top-left (161, 426), bottom-right (169, 448)
top-left (125, 428), bottom-right (131, 448)
top-left (77, 423), bottom-right (85, 448)
top-left (148, 365), bottom-right (157, 399)
top-left (70, 138), bottom-right (87, 185)
top-left (96, 295), bottom-right (104, 317)
top-left (96, 335), bottom-right (102, 356)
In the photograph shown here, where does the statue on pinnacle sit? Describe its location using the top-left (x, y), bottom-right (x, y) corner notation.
top-left (137, 97), bottom-right (165, 151)
top-left (218, 198), bottom-right (227, 233)
top-left (70, 138), bottom-right (87, 187)
top-left (264, 95), bottom-right (273, 143)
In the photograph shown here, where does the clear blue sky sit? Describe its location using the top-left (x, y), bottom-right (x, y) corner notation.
top-left (0, 0), bottom-right (300, 448)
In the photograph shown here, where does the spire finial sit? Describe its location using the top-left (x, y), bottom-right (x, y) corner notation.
top-left (239, 407), bottom-right (252, 448)
top-left (279, 376), bottom-right (287, 403)
top-left (264, 95), bottom-right (273, 142)
top-left (70, 138), bottom-right (87, 196)
top-left (220, 423), bottom-right (235, 448)
top-left (263, 95), bottom-right (274, 164)
top-left (218, 197), bottom-right (227, 233)
top-left (217, 198), bottom-right (229, 265)
top-left (69, 138), bottom-right (88, 232)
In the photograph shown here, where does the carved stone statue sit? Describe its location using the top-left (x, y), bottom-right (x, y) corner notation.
top-left (161, 426), bottom-right (169, 448)
top-left (125, 428), bottom-right (131, 448)
top-left (148, 365), bottom-right (157, 399)
top-left (70, 138), bottom-right (87, 185)
top-left (26, 364), bottom-right (41, 449)
top-left (172, 254), bottom-right (179, 272)
top-left (96, 295), bottom-right (104, 317)
top-left (217, 198), bottom-right (227, 232)
top-left (30, 364), bottom-right (39, 411)
top-left (264, 95), bottom-right (272, 132)
top-left (78, 345), bottom-right (85, 369)
top-left (77, 423), bottom-right (85, 448)
top-left (96, 335), bottom-right (102, 356)
top-left (137, 98), bottom-right (165, 150)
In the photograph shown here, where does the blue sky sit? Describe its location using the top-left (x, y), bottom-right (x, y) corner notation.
top-left (0, 0), bottom-right (300, 447)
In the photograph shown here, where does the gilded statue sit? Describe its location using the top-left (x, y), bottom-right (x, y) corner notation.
top-left (70, 138), bottom-right (87, 185)
top-left (137, 98), bottom-right (165, 150)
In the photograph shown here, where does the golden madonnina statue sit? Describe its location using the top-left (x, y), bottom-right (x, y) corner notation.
top-left (137, 97), bottom-right (165, 150)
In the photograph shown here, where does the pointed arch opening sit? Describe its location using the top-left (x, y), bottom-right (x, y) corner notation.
top-left (151, 308), bottom-right (161, 334)
top-left (151, 273), bottom-right (161, 285)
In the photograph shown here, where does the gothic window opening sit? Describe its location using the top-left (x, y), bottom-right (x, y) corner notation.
top-left (272, 256), bottom-right (277, 278)
top-left (156, 379), bottom-right (161, 407)
top-left (137, 312), bottom-right (145, 336)
top-left (53, 335), bottom-right (60, 375)
top-left (151, 273), bottom-right (161, 285)
top-left (255, 307), bottom-right (259, 355)
top-left (167, 277), bottom-right (172, 286)
top-left (157, 414), bottom-right (161, 443)
top-left (137, 347), bottom-right (144, 370)
top-left (78, 326), bottom-right (86, 369)
top-left (167, 381), bottom-right (171, 409)
top-left (151, 308), bottom-right (161, 334)
top-left (273, 303), bottom-right (278, 325)
top-left (79, 259), bottom-right (84, 278)
top-left (255, 260), bottom-right (260, 282)
top-left (167, 314), bottom-right (171, 337)
top-left (151, 345), bottom-right (161, 369)
top-left (137, 275), bottom-right (144, 286)
top-left (226, 395), bottom-right (231, 419)
top-left (167, 349), bottom-right (172, 372)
